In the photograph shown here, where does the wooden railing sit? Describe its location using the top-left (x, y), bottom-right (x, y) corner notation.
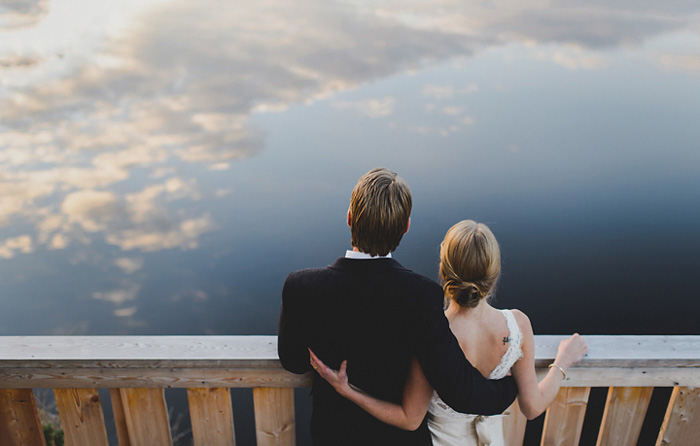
top-left (0, 335), bottom-right (698, 445)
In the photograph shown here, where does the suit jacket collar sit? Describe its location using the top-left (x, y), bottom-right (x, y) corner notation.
top-left (329, 256), bottom-right (409, 273)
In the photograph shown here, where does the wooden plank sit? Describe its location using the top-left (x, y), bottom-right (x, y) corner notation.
top-left (0, 368), bottom-right (313, 389)
top-left (533, 335), bottom-right (700, 367)
top-left (119, 388), bottom-right (172, 445)
top-left (6, 365), bottom-right (700, 389)
top-left (0, 335), bottom-right (697, 390)
top-left (0, 336), bottom-right (282, 362)
top-left (0, 389), bottom-right (46, 446)
top-left (596, 386), bottom-right (653, 446)
top-left (109, 389), bottom-right (131, 446)
top-left (54, 388), bottom-right (109, 446)
top-left (0, 335), bottom-right (697, 367)
top-left (502, 399), bottom-right (527, 446)
top-left (656, 386), bottom-right (700, 445)
top-left (541, 386), bottom-right (590, 446)
top-left (0, 368), bottom-right (697, 391)
top-left (187, 388), bottom-right (235, 446)
top-left (534, 366), bottom-right (700, 388)
top-left (253, 387), bottom-right (295, 446)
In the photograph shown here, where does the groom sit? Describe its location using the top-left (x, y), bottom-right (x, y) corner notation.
top-left (278, 168), bottom-right (517, 445)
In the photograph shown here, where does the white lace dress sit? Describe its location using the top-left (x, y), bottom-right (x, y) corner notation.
top-left (427, 310), bottom-right (523, 446)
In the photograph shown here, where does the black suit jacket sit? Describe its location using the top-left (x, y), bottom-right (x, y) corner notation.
top-left (278, 257), bottom-right (517, 445)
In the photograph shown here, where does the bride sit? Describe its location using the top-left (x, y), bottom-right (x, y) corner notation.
top-left (310, 220), bottom-right (587, 445)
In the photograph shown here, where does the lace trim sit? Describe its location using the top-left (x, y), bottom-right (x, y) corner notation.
top-left (488, 310), bottom-right (523, 380)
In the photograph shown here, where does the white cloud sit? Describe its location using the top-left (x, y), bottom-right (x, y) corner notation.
top-left (215, 188), bottom-right (233, 198)
top-left (105, 214), bottom-right (215, 251)
top-left (441, 106), bottom-right (463, 116)
top-left (459, 83), bottom-right (479, 94)
top-left (402, 124), bottom-right (455, 137)
top-left (114, 306), bottom-right (139, 317)
top-left (49, 233), bottom-right (69, 249)
top-left (208, 163), bottom-right (231, 171)
top-left (92, 283), bottom-right (140, 304)
top-left (62, 190), bottom-right (123, 233)
top-left (332, 96), bottom-right (396, 118)
top-left (551, 47), bottom-right (606, 70)
top-left (654, 52), bottom-right (700, 76)
top-left (0, 235), bottom-right (33, 259)
top-left (0, 0), bottom-right (49, 29)
top-left (115, 257), bottom-right (144, 274)
top-left (54, 179), bottom-right (213, 252)
top-left (172, 289), bottom-right (209, 302)
top-left (422, 84), bottom-right (454, 100)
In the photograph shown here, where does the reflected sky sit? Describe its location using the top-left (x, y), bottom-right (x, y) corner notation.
top-left (1, 0), bottom-right (699, 336)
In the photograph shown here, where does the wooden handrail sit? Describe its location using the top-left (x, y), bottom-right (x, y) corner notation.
top-left (0, 335), bottom-right (698, 445)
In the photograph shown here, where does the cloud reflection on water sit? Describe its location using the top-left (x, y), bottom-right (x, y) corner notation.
top-left (0, 0), bottom-right (699, 330)
top-left (0, 0), bottom-right (49, 29)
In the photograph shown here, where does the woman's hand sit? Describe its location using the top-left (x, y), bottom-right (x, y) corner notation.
top-left (554, 333), bottom-right (587, 372)
top-left (309, 349), bottom-right (352, 398)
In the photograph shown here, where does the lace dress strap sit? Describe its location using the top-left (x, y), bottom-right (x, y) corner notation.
top-left (487, 310), bottom-right (524, 380)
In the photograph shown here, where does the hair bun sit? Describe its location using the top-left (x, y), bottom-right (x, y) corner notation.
top-left (456, 282), bottom-right (482, 308)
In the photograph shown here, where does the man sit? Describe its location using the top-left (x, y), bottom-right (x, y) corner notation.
top-left (278, 168), bottom-right (517, 445)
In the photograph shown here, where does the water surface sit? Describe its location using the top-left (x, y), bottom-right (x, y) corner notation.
top-left (2, 1), bottom-right (699, 443)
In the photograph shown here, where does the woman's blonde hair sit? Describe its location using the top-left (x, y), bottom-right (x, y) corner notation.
top-left (440, 220), bottom-right (501, 308)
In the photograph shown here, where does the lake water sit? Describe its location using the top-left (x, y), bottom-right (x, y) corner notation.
top-left (2, 0), bottom-right (699, 444)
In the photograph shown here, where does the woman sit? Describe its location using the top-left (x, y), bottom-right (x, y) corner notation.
top-left (310, 220), bottom-right (587, 446)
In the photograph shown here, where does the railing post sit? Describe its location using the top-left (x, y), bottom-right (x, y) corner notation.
top-left (54, 388), bottom-right (109, 446)
top-left (502, 399), bottom-right (527, 446)
top-left (117, 388), bottom-right (172, 445)
top-left (188, 387), bottom-right (236, 446)
top-left (596, 386), bottom-right (653, 446)
top-left (0, 389), bottom-right (46, 446)
top-left (656, 386), bottom-right (700, 445)
top-left (541, 386), bottom-right (590, 446)
top-left (253, 387), bottom-right (295, 446)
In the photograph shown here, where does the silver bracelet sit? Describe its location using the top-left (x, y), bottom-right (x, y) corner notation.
top-left (549, 363), bottom-right (567, 379)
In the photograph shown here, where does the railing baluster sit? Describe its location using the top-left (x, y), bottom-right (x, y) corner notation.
top-left (502, 398), bottom-right (527, 446)
top-left (253, 387), bottom-right (295, 446)
top-left (596, 386), bottom-right (653, 446)
top-left (54, 388), bottom-right (109, 446)
top-left (540, 386), bottom-right (590, 446)
top-left (118, 388), bottom-right (172, 445)
top-left (109, 388), bottom-right (132, 446)
top-left (188, 387), bottom-right (236, 446)
top-left (0, 389), bottom-right (46, 446)
top-left (655, 386), bottom-right (700, 445)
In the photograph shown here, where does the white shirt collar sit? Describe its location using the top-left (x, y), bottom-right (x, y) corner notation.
top-left (345, 250), bottom-right (392, 260)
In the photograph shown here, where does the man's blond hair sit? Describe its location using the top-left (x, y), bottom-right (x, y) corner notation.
top-left (349, 168), bottom-right (412, 256)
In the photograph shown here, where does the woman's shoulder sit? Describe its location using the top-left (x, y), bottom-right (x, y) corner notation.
top-left (503, 308), bottom-right (534, 338)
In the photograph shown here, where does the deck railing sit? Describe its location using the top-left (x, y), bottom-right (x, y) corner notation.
top-left (0, 335), bottom-right (698, 445)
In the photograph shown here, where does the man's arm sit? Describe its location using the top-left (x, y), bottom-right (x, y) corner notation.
top-left (278, 274), bottom-right (312, 374)
top-left (414, 288), bottom-right (518, 415)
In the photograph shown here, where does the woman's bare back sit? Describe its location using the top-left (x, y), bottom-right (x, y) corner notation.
top-left (446, 302), bottom-right (517, 379)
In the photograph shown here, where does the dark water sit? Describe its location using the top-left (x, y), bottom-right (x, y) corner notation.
top-left (2, 0), bottom-right (699, 444)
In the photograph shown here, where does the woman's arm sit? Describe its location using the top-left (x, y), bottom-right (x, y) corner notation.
top-left (309, 349), bottom-right (433, 430)
top-left (510, 311), bottom-right (587, 420)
